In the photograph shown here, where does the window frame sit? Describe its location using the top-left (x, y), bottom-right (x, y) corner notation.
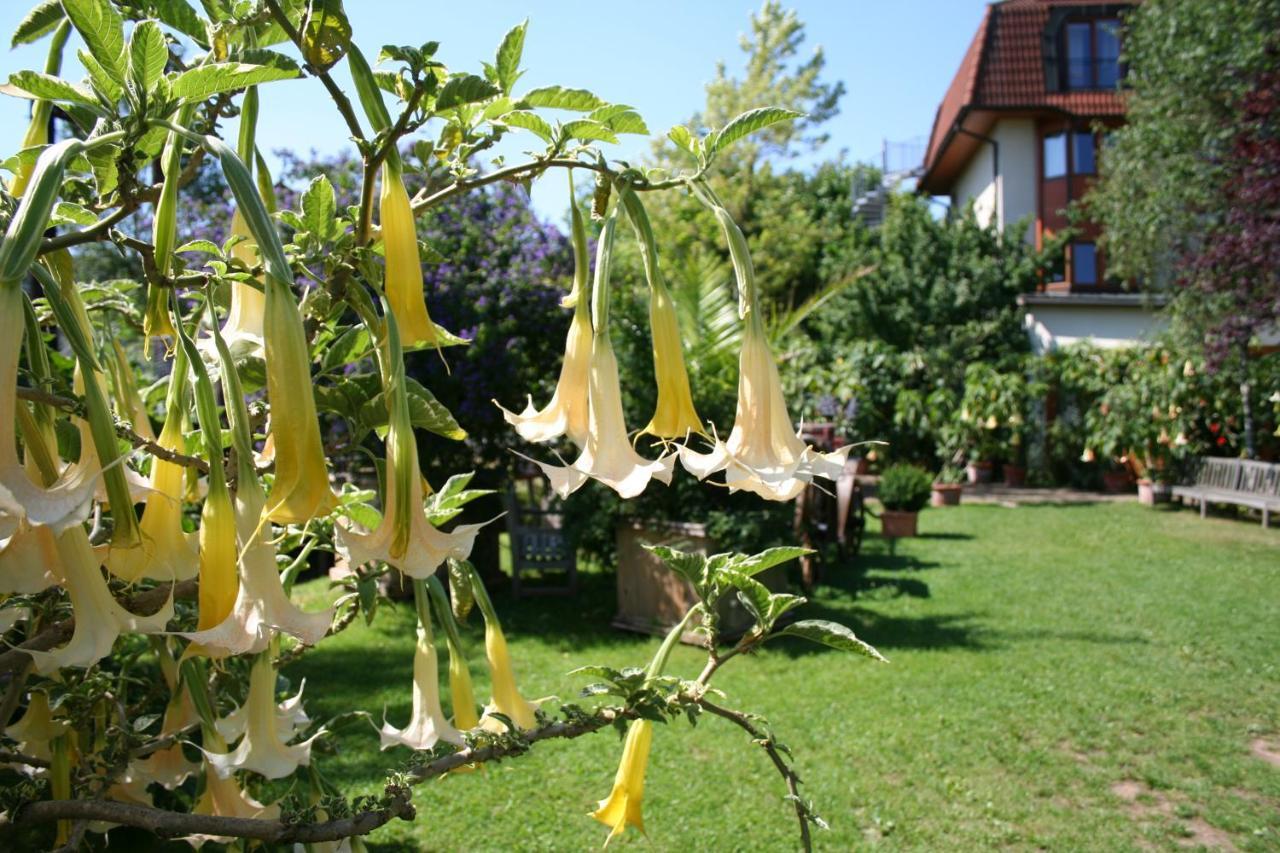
top-left (1060, 17), bottom-right (1122, 91)
top-left (1070, 241), bottom-right (1099, 287)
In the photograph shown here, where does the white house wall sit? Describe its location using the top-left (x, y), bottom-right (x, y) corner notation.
top-left (1024, 304), bottom-right (1167, 355)
top-left (949, 119), bottom-right (1037, 243)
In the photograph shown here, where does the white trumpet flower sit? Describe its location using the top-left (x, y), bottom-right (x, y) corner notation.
top-left (186, 761), bottom-right (279, 848)
top-left (203, 654), bottom-right (323, 780)
top-left (379, 623), bottom-right (463, 751)
top-left (25, 526), bottom-right (173, 674)
top-left (0, 518), bottom-right (60, 593)
top-left (215, 678), bottom-right (310, 744)
top-left (3, 691), bottom-right (66, 776)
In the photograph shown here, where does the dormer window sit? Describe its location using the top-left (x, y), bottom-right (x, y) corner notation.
top-left (1064, 18), bottom-right (1121, 90)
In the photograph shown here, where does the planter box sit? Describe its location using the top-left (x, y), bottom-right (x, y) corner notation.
top-left (880, 509), bottom-right (919, 538)
top-left (1137, 479), bottom-right (1171, 506)
top-left (614, 521), bottom-right (787, 642)
top-left (931, 484), bottom-right (962, 507)
top-left (965, 461), bottom-right (994, 484)
top-left (1002, 464), bottom-right (1027, 488)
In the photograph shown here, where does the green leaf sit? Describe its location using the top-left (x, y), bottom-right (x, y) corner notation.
top-left (590, 104), bottom-right (648, 135)
top-left (494, 19), bottom-right (527, 93)
top-left (435, 73), bottom-right (500, 110)
top-left (726, 570), bottom-right (773, 626)
top-left (48, 201), bottom-right (98, 227)
top-left (174, 239), bottom-right (220, 254)
top-left (2, 71), bottom-right (97, 106)
top-left (404, 377), bottom-right (466, 440)
top-left (77, 48), bottom-right (121, 105)
top-left (521, 85), bottom-right (605, 112)
top-left (667, 125), bottom-right (697, 158)
top-left (301, 0), bottom-right (351, 70)
top-left (128, 20), bottom-right (168, 94)
top-left (84, 141), bottom-right (118, 197)
top-left (62, 0), bottom-right (125, 81)
top-left (424, 472), bottom-right (492, 525)
top-left (706, 107), bottom-right (802, 157)
top-left (644, 544), bottom-right (707, 589)
top-left (503, 110), bottom-right (552, 142)
top-left (319, 324), bottom-right (369, 372)
top-left (232, 47), bottom-right (300, 75)
top-left (733, 546), bottom-right (811, 577)
top-left (300, 173), bottom-right (336, 238)
top-left (147, 0), bottom-right (206, 45)
top-left (560, 119), bottom-right (618, 144)
top-left (170, 62), bottom-right (298, 101)
top-left (776, 620), bottom-right (887, 661)
top-left (11, 0), bottom-right (64, 47)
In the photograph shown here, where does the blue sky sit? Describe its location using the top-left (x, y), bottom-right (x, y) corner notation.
top-left (0, 1), bottom-right (987, 219)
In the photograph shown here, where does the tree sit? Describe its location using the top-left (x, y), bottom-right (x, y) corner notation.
top-left (1085, 0), bottom-right (1279, 456)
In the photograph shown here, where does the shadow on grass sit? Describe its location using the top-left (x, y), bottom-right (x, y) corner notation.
top-left (916, 531), bottom-right (975, 541)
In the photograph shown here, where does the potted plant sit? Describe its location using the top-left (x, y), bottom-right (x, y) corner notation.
top-left (931, 463), bottom-right (965, 506)
top-left (879, 464), bottom-right (933, 537)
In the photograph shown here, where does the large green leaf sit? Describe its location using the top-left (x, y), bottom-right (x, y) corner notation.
top-left (494, 19), bottom-right (526, 93)
top-left (62, 0), bottom-right (125, 81)
top-left (435, 73), bottom-right (500, 110)
top-left (300, 173), bottom-right (336, 239)
top-left (404, 377), bottom-right (466, 440)
top-left (301, 0), bottom-right (350, 70)
top-left (128, 20), bottom-right (168, 94)
top-left (11, 0), bottom-right (64, 47)
top-left (776, 620), bottom-right (887, 661)
top-left (590, 104), bottom-right (649, 135)
top-left (521, 85), bottom-right (604, 112)
top-left (502, 110), bottom-right (552, 142)
top-left (3, 71), bottom-right (97, 106)
top-left (170, 62), bottom-right (297, 101)
top-left (667, 124), bottom-right (697, 158)
top-left (706, 106), bottom-right (802, 158)
top-left (644, 544), bottom-right (707, 590)
top-left (147, 0), bottom-right (206, 44)
top-left (77, 48), bottom-right (121, 104)
top-left (560, 119), bottom-right (618, 144)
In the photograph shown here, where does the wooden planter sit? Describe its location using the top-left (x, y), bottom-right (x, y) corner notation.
top-left (931, 484), bottom-right (962, 507)
top-left (1137, 479), bottom-right (1171, 505)
top-left (614, 522), bottom-right (787, 642)
top-left (965, 460), bottom-right (994, 484)
top-left (880, 509), bottom-right (919, 538)
top-left (1002, 464), bottom-right (1027, 488)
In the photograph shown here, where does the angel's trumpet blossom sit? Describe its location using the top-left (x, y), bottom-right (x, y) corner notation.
top-left (2, 691), bottom-right (67, 775)
top-left (619, 188), bottom-right (703, 440)
top-left (0, 515), bottom-right (60, 594)
top-left (108, 338), bottom-right (155, 442)
top-left (196, 483), bottom-right (237, 630)
top-left (129, 691), bottom-right (198, 790)
top-left (524, 210), bottom-right (675, 499)
top-left (215, 677), bottom-right (309, 744)
top-left (0, 285), bottom-right (97, 535)
top-left (591, 719), bottom-right (653, 845)
top-left (188, 760), bottom-right (280, 847)
top-left (380, 583), bottom-right (463, 751)
top-left (204, 652), bottom-right (323, 780)
top-left (219, 209), bottom-right (267, 359)
top-left (380, 162), bottom-right (437, 348)
top-left (25, 526), bottom-right (174, 674)
top-left (105, 345), bottom-right (197, 583)
top-left (336, 315), bottom-right (485, 578)
top-left (679, 185), bottom-right (851, 500)
top-left (428, 577), bottom-right (480, 732)
top-left (496, 187), bottom-right (592, 446)
top-left (464, 564), bottom-right (538, 732)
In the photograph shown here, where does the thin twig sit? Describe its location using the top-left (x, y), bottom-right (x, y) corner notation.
top-left (15, 387), bottom-right (209, 474)
top-left (263, 0), bottom-right (367, 145)
top-left (699, 697), bottom-right (813, 852)
top-left (0, 750), bottom-right (50, 769)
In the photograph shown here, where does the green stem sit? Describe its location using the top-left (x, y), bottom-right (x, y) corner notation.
top-left (647, 606), bottom-right (698, 678)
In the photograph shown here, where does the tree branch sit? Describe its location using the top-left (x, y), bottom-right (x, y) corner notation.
top-left (0, 580), bottom-right (196, 677)
top-left (263, 0), bottom-right (367, 145)
top-left (0, 750), bottom-right (50, 769)
top-left (698, 697), bottom-right (813, 853)
top-left (15, 387), bottom-right (209, 474)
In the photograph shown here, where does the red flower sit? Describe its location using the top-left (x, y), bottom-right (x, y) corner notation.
top-left (1217, 436), bottom-right (1228, 446)
top-left (1209, 422), bottom-right (1220, 433)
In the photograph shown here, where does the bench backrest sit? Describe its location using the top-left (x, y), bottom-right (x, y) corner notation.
top-left (1194, 457), bottom-right (1244, 491)
top-left (1238, 459), bottom-right (1280, 497)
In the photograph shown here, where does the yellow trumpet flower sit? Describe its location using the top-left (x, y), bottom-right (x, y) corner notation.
top-left (188, 760), bottom-right (280, 846)
top-left (0, 516), bottom-right (60, 594)
top-left (590, 719), bottom-right (653, 844)
top-left (196, 482), bottom-right (238, 630)
top-left (379, 620), bottom-right (464, 751)
top-left (3, 691), bottom-right (67, 775)
top-left (129, 690), bottom-right (198, 791)
top-left (479, 615), bottom-right (539, 732)
top-left (262, 274), bottom-right (336, 524)
top-left (642, 280), bottom-right (703, 439)
top-left (26, 526), bottom-right (173, 674)
top-left (380, 162), bottom-right (437, 348)
top-left (203, 653), bottom-right (323, 780)
top-left (107, 340), bottom-right (155, 442)
top-left (218, 209), bottom-right (267, 359)
top-left (496, 191), bottom-right (592, 446)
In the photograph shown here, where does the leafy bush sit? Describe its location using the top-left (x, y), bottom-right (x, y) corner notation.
top-left (878, 464), bottom-right (933, 512)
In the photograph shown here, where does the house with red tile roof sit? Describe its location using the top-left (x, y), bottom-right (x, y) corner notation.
top-left (919, 0), bottom-right (1164, 354)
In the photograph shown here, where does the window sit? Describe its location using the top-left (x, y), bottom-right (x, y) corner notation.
top-left (1063, 18), bottom-right (1122, 90)
top-left (1072, 132), bottom-right (1096, 174)
top-left (1044, 133), bottom-right (1067, 179)
top-left (1072, 242), bottom-right (1098, 286)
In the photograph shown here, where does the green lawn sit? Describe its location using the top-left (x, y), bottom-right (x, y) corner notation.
top-left (288, 502), bottom-right (1280, 851)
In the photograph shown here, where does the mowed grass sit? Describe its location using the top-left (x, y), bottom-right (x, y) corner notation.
top-left (286, 502), bottom-right (1280, 851)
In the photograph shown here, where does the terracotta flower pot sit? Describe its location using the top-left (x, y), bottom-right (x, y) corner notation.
top-left (931, 484), bottom-right (962, 507)
top-left (1102, 469), bottom-right (1133, 494)
top-left (1136, 479), bottom-right (1171, 506)
top-left (965, 460), bottom-right (994, 484)
top-left (880, 510), bottom-right (918, 538)
top-left (1002, 464), bottom-right (1027, 488)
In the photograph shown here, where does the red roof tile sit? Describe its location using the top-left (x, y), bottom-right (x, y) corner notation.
top-left (921, 0), bottom-right (1133, 191)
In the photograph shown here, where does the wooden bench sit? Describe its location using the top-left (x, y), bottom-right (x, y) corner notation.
top-left (1171, 457), bottom-right (1280, 527)
top-left (503, 473), bottom-right (578, 597)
